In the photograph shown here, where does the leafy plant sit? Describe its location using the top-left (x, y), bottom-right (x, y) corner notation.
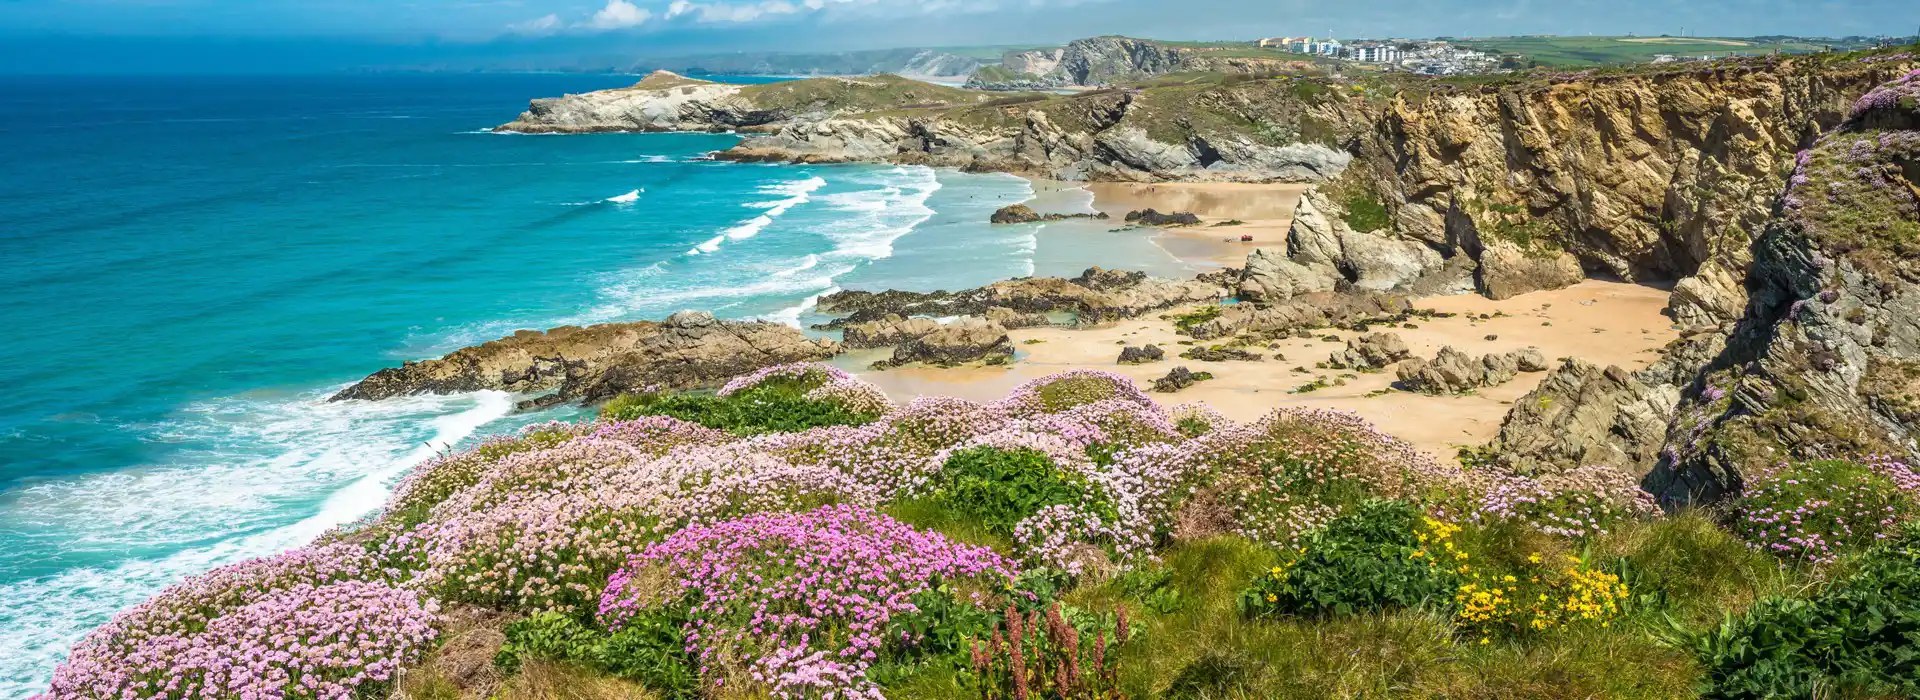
top-left (1113, 566), bottom-right (1183, 615)
top-left (924, 447), bottom-right (1115, 538)
top-left (1695, 523), bottom-right (1920, 699)
top-left (495, 611), bottom-right (700, 700)
top-left (1240, 500), bottom-right (1456, 618)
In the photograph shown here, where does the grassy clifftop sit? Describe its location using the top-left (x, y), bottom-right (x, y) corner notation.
top-left (37, 363), bottom-right (1920, 699)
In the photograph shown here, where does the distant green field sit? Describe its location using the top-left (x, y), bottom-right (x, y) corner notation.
top-left (1452, 36), bottom-right (1831, 66)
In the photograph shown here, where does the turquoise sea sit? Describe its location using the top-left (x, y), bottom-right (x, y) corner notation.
top-left (0, 73), bottom-right (1190, 696)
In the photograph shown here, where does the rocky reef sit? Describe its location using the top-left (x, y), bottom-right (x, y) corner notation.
top-left (816, 266), bottom-right (1227, 328)
top-left (1396, 346), bottom-right (1548, 394)
top-left (330, 311), bottom-right (838, 408)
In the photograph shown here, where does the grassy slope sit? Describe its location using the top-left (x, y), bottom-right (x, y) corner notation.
top-left (1454, 36), bottom-right (1829, 66)
top-left (736, 74), bottom-right (1000, 113)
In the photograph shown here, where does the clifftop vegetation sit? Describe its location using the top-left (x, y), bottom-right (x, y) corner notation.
top-left (36, 363), bottom-right (1920, 699)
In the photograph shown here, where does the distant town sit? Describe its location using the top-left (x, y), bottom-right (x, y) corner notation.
top-left (1242, 33), bottom-right (1919, 75)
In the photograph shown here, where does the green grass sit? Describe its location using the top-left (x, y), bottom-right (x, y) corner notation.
top-left (736, 74), bottom-right (995, 115)
top-left (1452, 36), bottom-right (1829, 67)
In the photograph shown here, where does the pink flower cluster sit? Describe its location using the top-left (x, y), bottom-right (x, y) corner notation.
top-left (598, 505), bottom-right (1016, 699)
top-left (39, 544), bottom-right (437, 700)
top-left (1471, 464), bottom-right (1660, 538)
top-left (718, 362), bottom-right (895, 416)
top-left (1733, 457), bottom-right (1920, 564)
top-left (996, 369), bottom-right (1155, 417)
top-left (1847, 68), bottom-right (1920, 120)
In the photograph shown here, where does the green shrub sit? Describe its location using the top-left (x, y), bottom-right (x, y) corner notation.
top-left (1114, 566), bottom-right (1184, 615)
top-left (495, 611), bottom-right (699, 699)
top-left (1240, 500), bottom-right (1456, 618)
top-left (1339, 191), bottom-right (1391, 233)
top-left (1171, 305), bottom-right (1224, 334)
top-left (921, 447), bottom-right (1113, 537)
top-left (600, 378), bottom-right (878, 435)
top-left (1695, 523), bottom-right (1920, 699)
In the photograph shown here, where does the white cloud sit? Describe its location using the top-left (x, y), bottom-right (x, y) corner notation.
top-left (586, 0), bottom-right (653, 29)
top-left (507, 13), bottom-right (564, 34)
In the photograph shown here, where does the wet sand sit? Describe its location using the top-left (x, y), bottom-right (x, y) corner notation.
top-left (858, 280), bottom-right (1678, 461)
top-left (1020, 180), bottom-right (1310, 269)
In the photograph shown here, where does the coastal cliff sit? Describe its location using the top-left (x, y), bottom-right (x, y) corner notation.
top-left (495, 71), bottom-right (1006, 134)
top-left (967, 36), bottom-right (1313, 90)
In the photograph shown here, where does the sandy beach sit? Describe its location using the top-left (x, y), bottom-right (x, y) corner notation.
top-left (859, 280), bottom-right (1678, 461)
top-left (860, 178), bottom-right (1679, 461)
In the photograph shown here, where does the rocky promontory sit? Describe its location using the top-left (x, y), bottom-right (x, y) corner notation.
top-left (330, 311), bottom-right (838, 407)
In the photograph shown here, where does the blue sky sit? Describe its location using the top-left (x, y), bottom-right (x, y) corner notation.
top-left (0, 0), bottom-right (1914, 72)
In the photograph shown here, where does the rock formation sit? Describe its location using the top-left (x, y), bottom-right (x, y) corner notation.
top-left (1487, 359), bottom-right (1682, 476)
top-left (1179, 345), bottom-right (1265, 362)
top-left (817, 267), bottom-right (1228, 329)
top-left (497, 72), bottom-right (1000, 134)
top-left (1151, 366), bottom-right (1213, 393)
top-left (841, 314), bottom-right (942, 349)
top-left (1646, 71), bottom-right (1920, 503)
top-left (990, 204), bottom-right (1110, 224)
top-left (1118, 344), bottom-right (1166, 364)
top-left (1238, 187), bottom-right (1448, 301)
top-left (1396, 346), bottom-right (1548, 394)
top-left (1184, 292), bottom-right (1412, 340)
top-left (1327, 333), bottom-right (1412, 371)
top-left (1124, 209), bottom-right (1201, 226)
top-left (331, 311), bottom-right (839, 407)
top-left (873, 318), bottom-right (1013, 368)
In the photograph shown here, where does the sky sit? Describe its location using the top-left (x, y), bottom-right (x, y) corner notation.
top-left (0, 0), bottom-right (1914, 73)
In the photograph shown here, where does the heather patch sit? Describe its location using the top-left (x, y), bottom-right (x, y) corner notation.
top-left (1729, 457), bottom-right (1920, 564)
top-left (597, 505), bottom-right (1017, 699)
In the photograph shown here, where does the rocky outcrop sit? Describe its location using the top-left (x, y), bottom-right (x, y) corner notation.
top-left (1327, 333), bottom-right (1412, 371)
top-left (498, 73), bottom-right (996, 134)
top-left (1124, 209), bottom-right (1201, 226)
top-left (985, 307), bottom-right (1052, 329)
top-left (1238, 188), bottom-right (1447, 302)
top-left (817, 267), bottom-right (1229, 329)
top-left (1179, 345), bottom-right (1265, 362)
top-left (1118, 344), bottom-right (1166, 364)
top-left (1151, 366), bottom-right (1213, 393)
top-left (1488, 359), bottom-right (1683, 476)
top-left (990, 204), bottom-right (1111, 224)
top-left (1396, 346), bottom-right (1548, 394)
top-left (332, 310), bottom-right (839, 407)
top-left (1186, 292), bottom-right (1413, 340)
top-left (1646, 72), bottom-right (1920, 504)
top-left (1474, 241), bottom-right (1587, 301)
top-left (873, 318), bottom-right (1012, 368)
top-left (841, 314), bottom-right (941, 349)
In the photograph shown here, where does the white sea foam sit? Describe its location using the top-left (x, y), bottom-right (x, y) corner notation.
top-left (0, 389), bottom-right (513, 696)
top-left (772, 253), bottom-right (820, 278)
top-left (621, 155), bottom-right (674, 164)
top-left (761, 285), bottom-right (839, 328)
top-left (687, 175), bottom-right (827, 254)
top-left (606, 189), bottom-right (643, 204)
top-left (817, 166), bottom-right (942, 261)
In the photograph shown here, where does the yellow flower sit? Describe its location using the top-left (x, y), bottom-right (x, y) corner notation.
top-left (1527, 553), bottom-right (1543, 564)
top-left (1266, 593), bottom-right (1277, 602)
top-left (1271, 567), bottom-right (1284, 574)
top-left (1479, 637), bottom-right (1490, 645)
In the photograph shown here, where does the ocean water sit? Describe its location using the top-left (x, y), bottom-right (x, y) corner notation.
top-left (0, 73), bottom-right (1189, 696)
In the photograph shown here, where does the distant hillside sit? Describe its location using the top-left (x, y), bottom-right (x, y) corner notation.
top-left (1451, 35), bottom-right (1842, 66)
top-left (643, 47), bottom-right (986, 78)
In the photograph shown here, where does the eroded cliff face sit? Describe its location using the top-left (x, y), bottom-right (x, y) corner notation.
top-left (1348, 58), bottom-right (1916, 324)
top-left (1644, 71), bottom-right (1920, 503)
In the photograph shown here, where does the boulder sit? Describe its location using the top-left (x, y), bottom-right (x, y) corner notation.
top-left (985, 306), bottom-right (1051, 329)
top-left (1340, 229), bottom-right (1445, 292)
top-left (1476, 240), bottom-right (1585, 300)
top-left (841, 314), bottom-right (941, 349)
top-left (1487, 359), bottom-right (1681, 476)
top-left (1151, 366), bottom-right (1212, 393)
top-left (1327, 332), bottom-right (1411, 370)
top-left (331, 313), bottom-right (840, 407)
top-left (1118, 344), bottom-right (1166, 364)
top-left (1396, 346), bottom-right (1550, 394)
top-left (1124, 209), bottom-right (1202, 227)
top-left (874, 318), bottom-right (1012, 368)
top-left (991, 204), bottom-right (1042, 224)
top-left (1239, 247), bottom-right (1340, 302)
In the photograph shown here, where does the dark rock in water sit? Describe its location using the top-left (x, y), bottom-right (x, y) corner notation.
top-left (1396, 346), bottom-right (1547, 395)
top-left (1124, 209), bottom-right (1201, 227)
top-left (1118, 344), bottom-right (1166, 364)
top-left (331, 311), bottom-right (839, 407)
top-left (1327, 332), bottom-right (1411, 370)
top-left (872, 318), bottom-right (1012, 368)
top-left (1179, 345), bottom-right (1265, 362)
top-left (1151, 366), bottom-right (1213, 393)
top-left (990, 204), bottom-right (1111, 224)
top-left (991, 204), bottom-right (1043, 224)
top-left (1073, 266), bottom-right (1148, 291)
